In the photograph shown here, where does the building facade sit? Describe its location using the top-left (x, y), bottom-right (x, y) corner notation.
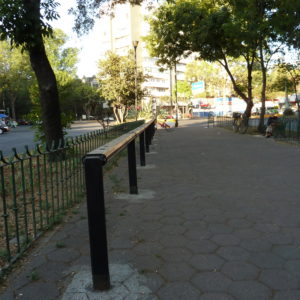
top-left (98, 2), bottom-right (189, 107)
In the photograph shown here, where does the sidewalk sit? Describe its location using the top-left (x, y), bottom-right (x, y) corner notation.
top-left (2, 119), bottom-right (300, 299)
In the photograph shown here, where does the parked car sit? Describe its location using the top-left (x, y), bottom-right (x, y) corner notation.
top-left (103, 117), bottom-right (115, 122)
top-left (17, 119), bottom-right (29, 125)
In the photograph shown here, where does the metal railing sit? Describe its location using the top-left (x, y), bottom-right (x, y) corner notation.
top-left (0, 120), bottom-right (144, 274)
top-left (83, 118), bottom-right (156, 290)
top-left (213, 115), bottom-right (300, 143)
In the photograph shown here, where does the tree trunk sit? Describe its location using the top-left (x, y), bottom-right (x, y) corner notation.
top-left (258, 44), bottom-right (267, 133)
top-left (25, 0), bottom-right (63, 147)
top-left (9, 93), bottom-right (17, 120)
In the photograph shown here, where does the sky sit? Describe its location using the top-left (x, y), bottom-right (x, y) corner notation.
top-left (50, 1), bottom-right (102, 78)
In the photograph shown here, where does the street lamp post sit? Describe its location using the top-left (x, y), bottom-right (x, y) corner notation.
top-left (174, 63), bottom-right (178, 127)
top-left (169, 67), bottom-right (173, 114)
top-left (132, 40), bottom-right (139, 120)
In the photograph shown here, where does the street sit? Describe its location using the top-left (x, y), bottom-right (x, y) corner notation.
top-left (0, 121), bottom-right (104, 157)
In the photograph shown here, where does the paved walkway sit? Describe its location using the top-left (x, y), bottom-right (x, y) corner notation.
top-left (1, 119), bottom-right (300, 299)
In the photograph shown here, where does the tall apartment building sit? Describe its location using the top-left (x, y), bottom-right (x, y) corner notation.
top-left (98, 2), bottom-right (189, 107)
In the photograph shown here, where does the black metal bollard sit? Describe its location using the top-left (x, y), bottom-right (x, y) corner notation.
top-left (127, 140), bottom-right (138, 194)
top-left (83, 156), bottom-right (110, 291)
top-left (145, 127), bottom-right (150, 153)
top-left (150, 122), bottom-right (155, 142)
top-left (139, 132), bottom-right (146, 166)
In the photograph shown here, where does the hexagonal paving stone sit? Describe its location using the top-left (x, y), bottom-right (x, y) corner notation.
top-left (160, 216), bottom-right (183, 225)
top-left (228, 280), bottom-right (271, 300)
top-left (228, 219), bottom-right (253, 229)
top-left (192, 272), bottom-right (232, 292)
top-left (202, 208), bottom-right (223, 216)
top-left (162, 208), bottom-right (183, 218)
top-left (285, 260), bottom-right (300, 279)
top-left (143, 273), bottom-right (164, 294)
top-left (189, 254), bottom-right (225, 271)
top-left (259, 269), bottom-right (298, 290)
top-left (211, 234), bottom-right (240, 246)
top-left (249, 252), bottom-right (284, 269)
top-left (137, 230), bottom-right (165, 242)
top-left (157, 282), bottom-right (201, 300)
top-left (217, 246), bottom-right (250, 261)
top-left (46, 248), bottom-right (81, 263)
top-left (273, 245), bottom-right (300, 260)
top-left (182, 211), bottom-right (205, 221)
top-left (221, 261), bottom-right (259, 281)
top-left (234, 229), bottom-right (262, 240)
top-left (274, 290), bottom-right (300, 300)
top-left (34, 261), bottom-right (68, 281)
top-left (16, 282), bottom-right (60, 300)
top-left (200, 293), bottom-right (235, 300)
top-left (184, 229), bottom-right (212, 241)
top-left (265, 232), bottom-right (293, 245)
top-left (208, 224), bottom-right (233, 234)
top-left (131, 254), bottom-right (163, 272)
top-left (158, 235), bottom-right (190, 248)
top-left (137, 221), bottom-right (163, 232)
top-left (133, 242), bottom-right (163, 256)
top-left (182, 220), bottom-right (207, 230)
top-left (253, 223), bottom-right (280, 233)
top-left (203, 215), bottom-right (228, 223)
top-left (223, 212), bottom-right (247, 219)
top-left (159, 247), bottom-right (192, 262)
top-left (161, 224), bottom-right (186, 235)
top-left (110, 236), bottom-right (136, 249)
top-left (107, 249), bottom-right (136, 264)
top-left (185, 239), bottom-right (218, 254)
top-left (158, 262), bottom-right (195, 281)
top-left (240, 239), bottom-right (272, 252)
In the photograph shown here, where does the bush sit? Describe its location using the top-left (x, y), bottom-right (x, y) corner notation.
top-left (283, 108), bottom-right (295, 116)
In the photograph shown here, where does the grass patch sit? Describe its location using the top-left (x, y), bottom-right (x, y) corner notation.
top-left (28, 270), bottom-right (40, 281)
top-left (55, 241), bottom-right (66, 249)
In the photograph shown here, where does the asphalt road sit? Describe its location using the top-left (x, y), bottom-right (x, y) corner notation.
top-left (0, 121), bottom-right (105, 157)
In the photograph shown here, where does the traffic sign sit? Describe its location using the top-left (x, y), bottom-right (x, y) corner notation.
top-left (191, 81), bottom-right (205, 94)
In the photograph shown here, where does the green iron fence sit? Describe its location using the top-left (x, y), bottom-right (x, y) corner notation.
top-left (214, 115), bottom-right (300, 143)
top-left (0, 120), bottom-right (144, 274)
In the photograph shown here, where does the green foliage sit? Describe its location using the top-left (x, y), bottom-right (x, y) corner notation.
top-left (0, 40), bottom-right (34, 119)
top-left (0, 249), bottom-right (9, 260)
top-left (45, 29), bottom-right (79, 85)
top-left (28, 270), bottom-right (40, 281)
top-left (138, 102), bottom-right (154, 120)
top-left (55, 241), bottom-right (66, 248)
top-left (176, 81), bottom-right (192, 101)
top-left (145, 0), bottom-right (257, 114)
top-left (146, 0), bottom-right (300, 121)
top-left (0, 1), bottom-right (59, 49)
top-left (283, 108), bottom-right (295, 116)
top-left (97, 51), bottom-right (148, 123)
top-left (185, 61), bottom-right (226, 97)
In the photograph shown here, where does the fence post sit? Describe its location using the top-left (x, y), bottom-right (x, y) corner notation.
top-left (127, 140), bottom-right (138, 194)
top-left (139, 132), bottom-right (146, 166)
top-left (83, 155), bottom-right (110, 291)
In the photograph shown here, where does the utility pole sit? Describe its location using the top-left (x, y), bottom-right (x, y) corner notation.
top-left (174, 63), bottom-right (178, 127)
top-left (169, 67), bottom-right (173, 115)
top-left (133, 40), bottom-right (139, 120)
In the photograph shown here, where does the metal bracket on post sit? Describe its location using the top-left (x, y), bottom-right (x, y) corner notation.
top-left (83, 155), bottom-right (110, 291)
top-left (139, 132), bottom-right (146, 166)
top-left (127, 140), bottom-right (138, 194)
